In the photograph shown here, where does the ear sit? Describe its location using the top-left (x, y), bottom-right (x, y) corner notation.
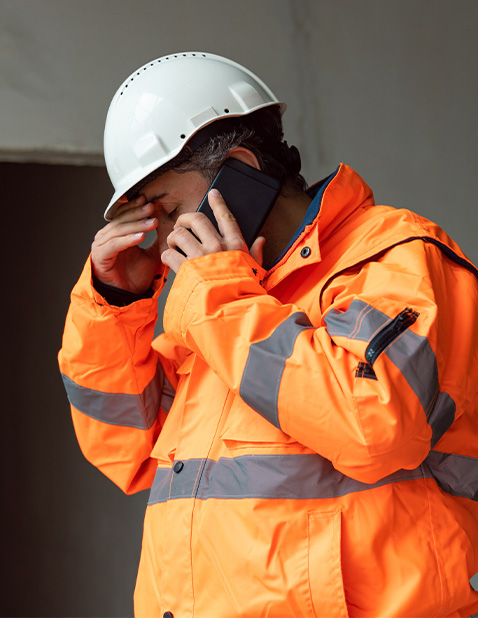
top-left (226, 147), bottom-right (260, 170)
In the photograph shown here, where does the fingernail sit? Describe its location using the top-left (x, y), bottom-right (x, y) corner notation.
top-left (209, 189), bottom-right (221, 197)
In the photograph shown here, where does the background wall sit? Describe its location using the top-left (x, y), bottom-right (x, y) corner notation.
top-left (1, 1), bottom-right (477, 616)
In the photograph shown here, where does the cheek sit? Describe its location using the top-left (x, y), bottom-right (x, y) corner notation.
top-left (157, 218), bottom-right (176, 250)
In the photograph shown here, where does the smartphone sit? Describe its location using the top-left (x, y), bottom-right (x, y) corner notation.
top-left (196, 158), bottom-right (281, 248)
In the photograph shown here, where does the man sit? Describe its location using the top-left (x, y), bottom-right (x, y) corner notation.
top-left (59, 52), bottom-right (478, 617)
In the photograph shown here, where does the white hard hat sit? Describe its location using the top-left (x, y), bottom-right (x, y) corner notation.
top-left (103, 51), bottom-right (285, 220)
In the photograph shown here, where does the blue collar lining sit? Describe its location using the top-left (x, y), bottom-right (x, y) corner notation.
top-left (270, 166), bottom-right (339, 268)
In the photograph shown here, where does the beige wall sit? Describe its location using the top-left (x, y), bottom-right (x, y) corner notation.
top-left (2, 0), bottom-right (478, 262)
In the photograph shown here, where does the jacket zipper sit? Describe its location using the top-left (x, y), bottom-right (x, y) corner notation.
top-left (365, 308), bottom-right (419, 366)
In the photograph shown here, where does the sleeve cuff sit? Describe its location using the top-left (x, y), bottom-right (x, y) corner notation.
top-left (164, 250), bottom-right (266, 343)
top-left (92, 273), bottom-right (155, 306)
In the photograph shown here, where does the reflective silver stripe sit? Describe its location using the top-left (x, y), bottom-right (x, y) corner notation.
top-left (240, 312), bottom-right (314, 428)
top-left (424, 450), bottom-right (478, 501)
top-left (470, 574), bottom-right (478, 592)
top-left (148, 450), bottom-right (478, 506)
top-left (426, 391), bottom-right (455, 447)
top-left (148, 453), bottom-right (433, 505)
top-left (61, 362), bottom-right (169, 430)
top-left (325, 300), bottom-right (456, 445)
top-left (149, 459), bottom-right (205, 504)
top-left (325, 299), bottom-right (389, 342)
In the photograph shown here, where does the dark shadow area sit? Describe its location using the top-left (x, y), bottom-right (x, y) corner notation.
top-left (1, 162), bottom-right (148, 617)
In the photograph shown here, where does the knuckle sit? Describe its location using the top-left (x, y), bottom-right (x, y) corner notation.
top-left (176, 213), bottom-right (191, 226)
top-left (94, 226), bottom-right (107, 242)
top-left (194, 212), bottom-right (209, 224)
top-left (174, 227), bottom-right (188, 239)
top-left (229, 237), bottom-right (245, 251)
top-left (209, 239), bottom-right (223, 253)
top-left (221, 211), bottom-right (236, 222)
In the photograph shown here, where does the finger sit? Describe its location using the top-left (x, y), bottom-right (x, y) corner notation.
top-left (167, 225), bottom-right (216, 258)
top-left (94, 231), bottom-right (147, 260)
top-left (161, 247), bottom-right (186, 274)
top-left (113, 194), bottom-right (148, 219)
top-left (250, 236), bottom-right (265, 266)
top-left (95, 217), bottom-right (158, 247)
top-left (108, 197), bottom-right (157, 229)
top-left (173, 209), bottom-right (220, 240)
top-left (207, 189), bottom-right (244, 243)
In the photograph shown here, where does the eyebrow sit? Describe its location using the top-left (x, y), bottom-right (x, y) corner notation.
top-left (146, 191), bottom-right (170, 203)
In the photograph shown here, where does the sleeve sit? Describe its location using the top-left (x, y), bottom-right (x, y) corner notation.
top-left (58, 257), bottom-right (179, 494)
top-left (163, 244), bottom-right (474, 484)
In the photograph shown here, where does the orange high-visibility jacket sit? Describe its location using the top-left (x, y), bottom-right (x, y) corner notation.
top-left (59, 164), bottom-right (478, 617)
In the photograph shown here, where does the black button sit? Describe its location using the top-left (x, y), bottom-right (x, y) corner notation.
top-left (173, 461), bottom-right (184, 473)
top-left (163, 612), bottom-right (174, 618)
top-left (300, 246), bottom-right (311, 258)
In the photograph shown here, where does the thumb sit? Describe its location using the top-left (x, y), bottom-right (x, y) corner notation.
top-left (250, 236), bottom-right (265, 267)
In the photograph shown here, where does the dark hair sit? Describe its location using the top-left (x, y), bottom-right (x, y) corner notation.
top-left (126, 106), bottom-right (307, 199)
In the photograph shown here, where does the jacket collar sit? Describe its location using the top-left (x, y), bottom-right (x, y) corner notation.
top-left (264, 163), bottom-right (375, 290)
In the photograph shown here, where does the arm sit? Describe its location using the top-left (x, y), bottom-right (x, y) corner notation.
top-left (58, 257), bottom-right (176, 493)
top-left (59, 195), bottom-right (178, 493)
top-left (163, 212), bottom-right (473, 484)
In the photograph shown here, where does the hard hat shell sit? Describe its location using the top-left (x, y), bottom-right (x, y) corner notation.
top-left (103, 51), bottom-right (285, 220)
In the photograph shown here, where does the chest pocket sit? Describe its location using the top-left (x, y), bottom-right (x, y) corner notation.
top-left (219, 395), bottom-right (300, 450)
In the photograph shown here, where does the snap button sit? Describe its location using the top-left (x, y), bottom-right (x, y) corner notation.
top-left (300, 246), bottom-right (311, 258)
top-left (173, 461), bottom-right (184, 473)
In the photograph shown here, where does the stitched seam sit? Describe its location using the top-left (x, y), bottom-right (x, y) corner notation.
top-left (422, 472), bottom-right (446, 617)
top-left (350, 304), bottom-right (371, 338)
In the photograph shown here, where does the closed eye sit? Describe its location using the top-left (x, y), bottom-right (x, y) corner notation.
top-left (167, 207), bottom-right (179, 221)
top-left (149, 196), bottom-right (180, 221)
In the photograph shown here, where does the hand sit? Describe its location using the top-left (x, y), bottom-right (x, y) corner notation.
top-left (91, 195), bottom-right (162, 294)
top-left (161, 189), bottom-right (265, 273)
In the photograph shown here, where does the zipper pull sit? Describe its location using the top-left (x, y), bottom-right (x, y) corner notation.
top-left (365, 307), bottom-right (419, 366)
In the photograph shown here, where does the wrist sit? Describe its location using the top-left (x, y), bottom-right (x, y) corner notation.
top-left (92, 273), bottom-right (155, 306)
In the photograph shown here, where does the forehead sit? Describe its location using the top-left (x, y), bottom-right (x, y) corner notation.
top-left (141, 169), bottom-right (208, 200)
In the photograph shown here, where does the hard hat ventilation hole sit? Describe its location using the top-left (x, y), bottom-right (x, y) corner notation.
top-left (224, 108), bottom-right (230, 113)
top-left (117, 52), bottom-right (214, 96)
top-left (180, 134), bottom-right (186, 139)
